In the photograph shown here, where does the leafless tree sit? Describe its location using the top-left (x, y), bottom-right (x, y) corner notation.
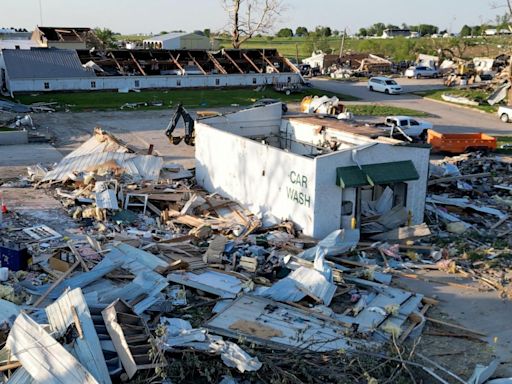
top-left (222, 0), bottom-right (285, 48)
top-left (491, 0), bottom-right (512, 30)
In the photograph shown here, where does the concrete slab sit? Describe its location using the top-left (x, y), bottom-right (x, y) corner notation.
top-left (396, 271), bottom-right (512, 376)
top-left (0, 143), bottom-right (63, 166)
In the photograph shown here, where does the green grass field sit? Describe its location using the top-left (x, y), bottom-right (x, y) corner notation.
top-left (15, 88), bottom-right (358, 112)
top-left (14, 88), bottom-right (430, 116)
top-left (414, 88), bottom-right (498, 113)
top-left (347, 104), bottom-right (430, 117)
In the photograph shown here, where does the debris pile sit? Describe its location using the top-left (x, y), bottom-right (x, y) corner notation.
top-left (0, 129), bottom-right (510, 383)
top-left (425, 153), bottom-right (512, 297)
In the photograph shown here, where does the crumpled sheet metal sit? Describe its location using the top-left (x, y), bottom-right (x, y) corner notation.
top-left (43, 152), bottom-right (163, 182)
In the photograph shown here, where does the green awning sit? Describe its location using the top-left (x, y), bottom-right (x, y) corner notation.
top-left (336, 160), bottom-right (419, 188)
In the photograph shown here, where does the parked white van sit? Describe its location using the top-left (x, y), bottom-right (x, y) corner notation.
top-left (367, 76), bottom-right (403, 94)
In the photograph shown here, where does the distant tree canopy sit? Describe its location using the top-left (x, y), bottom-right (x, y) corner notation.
top-left (314, 26), bottom-right (332, 37)
top-left (276, 27), bottom-right (293, 37)
top-left (356, 22), bottom-right (439, 37)
top-left (203, 28), bottom-right (211, 37)
top-left (408, 24), bottom-right (439, 36)
top-left (460, 25), bottom-right (472, 36)
top-left (295, 26), bottom-right (308, 37)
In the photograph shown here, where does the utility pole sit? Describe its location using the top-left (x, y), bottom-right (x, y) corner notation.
top-left (338, 28), bottom-right (346, 58)
top-left (39, 0), bottom-right (43, 25)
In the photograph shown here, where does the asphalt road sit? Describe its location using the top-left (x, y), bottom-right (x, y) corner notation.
top-left (311, 78), bottom-right (512, 135)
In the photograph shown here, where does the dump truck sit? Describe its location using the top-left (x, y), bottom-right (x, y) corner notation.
top-left (427, 130), bottom-right (496, 154)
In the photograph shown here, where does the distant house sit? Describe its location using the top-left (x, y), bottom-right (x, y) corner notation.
top-left (382, 29), bottom-right (411, 38)
top-left (143, 32), bottom-right (214, 50)
top-left (485, 28), bottom-right (512, 36)
top-left (31, 26), bottom-right (93, 49)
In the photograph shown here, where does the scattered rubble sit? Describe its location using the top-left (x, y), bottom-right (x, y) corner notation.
top-left (0, 127), bottom-right (510, 383)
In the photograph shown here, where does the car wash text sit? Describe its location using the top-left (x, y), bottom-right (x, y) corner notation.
top-left (286, 170), bottom-right (311, 207)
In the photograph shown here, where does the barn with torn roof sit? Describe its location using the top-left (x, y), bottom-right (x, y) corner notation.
top-left (0, 46), bottom-right (302, 95)
top-left (195, 103), bottom-right (430, 239)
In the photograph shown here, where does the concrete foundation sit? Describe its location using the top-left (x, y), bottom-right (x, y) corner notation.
top-left (0, 130), bottom-right (28, 145)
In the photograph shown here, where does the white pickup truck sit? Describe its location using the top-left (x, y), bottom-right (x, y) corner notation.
top-left (375, 115), bottom-right (434, 140)
top-left (498, 106), bottom-right (512, 123)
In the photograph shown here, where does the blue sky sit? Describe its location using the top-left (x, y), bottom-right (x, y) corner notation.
top-left (0, 0), bottom-right (501, 35)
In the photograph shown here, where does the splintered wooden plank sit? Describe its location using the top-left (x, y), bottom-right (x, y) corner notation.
top-left (45, 288), bottom-right (111, 384)
top-left (6, 312), bottom-right (99, 384)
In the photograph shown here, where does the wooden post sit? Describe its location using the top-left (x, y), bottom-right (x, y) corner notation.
top-left (338, 28), bottom-right (346, 58)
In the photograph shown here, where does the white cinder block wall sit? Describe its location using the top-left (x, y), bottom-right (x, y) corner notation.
top-left (195, 107), bottom-right (430, 239)
top-left (195, 124), bottom-right (317, 233)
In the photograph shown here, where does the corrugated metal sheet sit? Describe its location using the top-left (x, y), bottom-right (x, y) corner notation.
top-left (65, 134), bottom-right (131, 159)
top-left (45, 288), bottom-right (111, 384)
top-left (2, 48), bottom-right (95, 79)
top-left (6, 312), bottom-right (99, 384)
top-left (43, 152), bottom-right (163, 182)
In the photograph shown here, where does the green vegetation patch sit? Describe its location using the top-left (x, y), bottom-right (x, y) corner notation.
top-left (347, 104), bottom-right (430, 117)
top-left (15, 88), bottom-right (358, 112)
top-left (415, 88), bottom-right (499, 114)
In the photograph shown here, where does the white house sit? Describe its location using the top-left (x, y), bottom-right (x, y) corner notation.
top-left (195, 104), bottom-right (430, 239)
top-left (143, 32), bottom-right (214, 50)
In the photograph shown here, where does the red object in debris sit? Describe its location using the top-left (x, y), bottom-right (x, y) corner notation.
top-left (1, 203), bottom-right (7, 214)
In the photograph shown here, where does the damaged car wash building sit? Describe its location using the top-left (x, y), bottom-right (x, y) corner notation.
top-left (195, 104), bottom-right (430, 239)
top-left (0, 47), bottom-right (301, 96)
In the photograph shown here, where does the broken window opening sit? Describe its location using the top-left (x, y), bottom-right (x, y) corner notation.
top-left (44, 82), bottom-right (50, 89)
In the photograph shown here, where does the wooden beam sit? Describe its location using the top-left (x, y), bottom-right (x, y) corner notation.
top-left (169, 53), bottom-right (184, 73)
top-left (109, 52), bottom-right (124, 74)
top-left (242, 52), bottom-right (262, 73)
top-left (187, 52), bottom-right (207, 75)
top-left (207, 52), bottom-right (228, 74)
top-left (72, 29), bottom-right (84, 42)
top-left (33, 260), bottom-right (81, 307)
top-left (129, 51), bottom-right (146, 76)
top-left (261, 51), bottom-right (280, 73)
top-left (277, 51), bottom-right (300, 73)
top-left (223, 51), bottom-right (244, 74)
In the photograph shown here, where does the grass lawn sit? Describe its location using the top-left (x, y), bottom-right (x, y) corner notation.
top-left (495, 135), bottom-right (512, 153)
top-left (15, 87), bottom-right (358, 112)
top-left (347, 104), bottom-right (430, 117)
top-left (414, 88), bottom-right (499, 114)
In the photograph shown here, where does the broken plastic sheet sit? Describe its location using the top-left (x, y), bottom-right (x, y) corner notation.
top-left (467, 358), bottom-right (500, 384)
top-left (298, 229), bottom-right (360, 261)
top-left (159, 317), bottom-right (262, 373)
top-left (429, 163), bottom-right (460, 178)
top-left (361, 187), bottom-right (393, 217)
top-left (261, 248), bottom-right (336, 305)
top-left (167, 270), bottom-right (244, 298)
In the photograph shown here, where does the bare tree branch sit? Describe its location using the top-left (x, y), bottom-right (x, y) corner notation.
top-left (221, 0), bottom-right (285, 48)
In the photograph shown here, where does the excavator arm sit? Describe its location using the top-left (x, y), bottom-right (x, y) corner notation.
top-left (164, 103), bottom-right (195, 146)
